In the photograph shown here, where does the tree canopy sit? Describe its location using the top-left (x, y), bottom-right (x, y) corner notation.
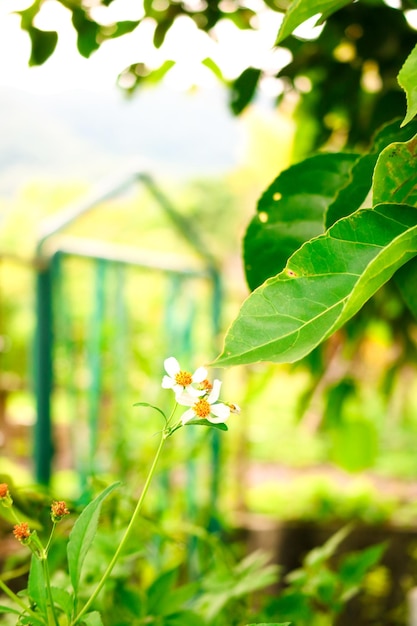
top-left (16, 0), bottom-right (417, 150)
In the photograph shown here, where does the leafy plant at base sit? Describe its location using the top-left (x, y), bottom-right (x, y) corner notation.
top-left (260, 526), bottom-right (385, 626)
top-left (0, 356), bottom-right (384, 626)
top-left (0, 358), bottom-right (242, 625)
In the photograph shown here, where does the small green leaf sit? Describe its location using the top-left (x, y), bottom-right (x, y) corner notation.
top-left (276, 0), bottom-right (352, 44)
top-left (215, 203), bottom-right (417, 367)
top-left (228, 7), bottom-right (256, 29)
top-left (18, 1), bottom-right (41, 30)
top-left (246, 623), bottom-right (291, 625)
top-left (51, 586), bottom-right (73, 618)
top-left (133, 402), bottom-right (167, 423)
top-left (339, 543), bottom-right (386, 593)
top-left (202, 57), bottom-right (224, 81)
top-left (148, 60), bottom-right (176, 84)
top-left (165, 611), bottom-right (207, 626)
top-left (304, 525), bottom-right (352, 568)
top-left (67, 482), bottom-right (120, 597)
top-left (230, 67), bottom-right (261, 115)
top-left (80, 611), bottom-right (104, 626)
top-left (147, 569), bottom-right (178, 615)
top-left (398, 44), bottom-right (417, 127)
top-left (184, 419), bottom-right (228, 431)
top-left (153, 17), bottom-right (173, 48)
top-left (27, 27), bottom-right (58, 66)
top-left (71, 8), bottom-right (100, 57)
top-left (112, 20), bottom-right (139, 38)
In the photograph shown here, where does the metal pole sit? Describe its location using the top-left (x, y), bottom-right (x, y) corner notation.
top-left (34, 264), bottom-right (54, 484)
top-left (209, 268), bottom-right (223, 530)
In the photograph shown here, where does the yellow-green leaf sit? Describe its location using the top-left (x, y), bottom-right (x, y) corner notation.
top-left (398, 44), bottom-right (417, 127)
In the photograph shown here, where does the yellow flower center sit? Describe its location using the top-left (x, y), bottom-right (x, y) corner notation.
top-left (201, 379), bottom-right (213, 392)
top-left (193, 398), bottom-right (211, 419)
top-left (175, 370), bottom-right (192, 386)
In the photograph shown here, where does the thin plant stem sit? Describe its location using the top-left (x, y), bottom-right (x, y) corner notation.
top-left (72, 430), bottom-right (168, 625)
top-left (9, 507), bottom-right (22, 525)
top-left (0, 577), bottom-right (44, 623)
top-left (41, 555), bottom-right (60, 626)
top-left (44, 522), bottom-right (56, 554)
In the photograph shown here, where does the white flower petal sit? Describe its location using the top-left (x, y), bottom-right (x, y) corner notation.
top-left (162, 375), bottom-right (175, 389)
top-left (181, 408), bottom-right (196, 424)
top-left (187, 386), bottom-right (206, 397)
top-left (207, 379), bottom-right (222, 404)
top-left (207, 403), bottom-right (230, 423)
top-left (192, 366), bottom-right (207, 384)
top-left (173, 383), bottom-right (187, 396)
top-left (176, 393), bottom-right (196, 407)
top-left (164, 357), bottom-right (180, 378)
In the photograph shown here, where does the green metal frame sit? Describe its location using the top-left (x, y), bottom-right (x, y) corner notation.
top-left (33, 173), bottom-right (223, 500)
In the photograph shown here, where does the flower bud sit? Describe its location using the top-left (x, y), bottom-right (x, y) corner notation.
top-left (0, 483), bottom-right (13, 508)
top-left (51, 500), bottom-right (70, 522)
top-left (13, 522), bottom-right (31, 543)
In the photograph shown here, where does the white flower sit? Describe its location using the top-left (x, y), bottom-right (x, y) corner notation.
top-left (162, 356), bottom-right (207, 398)
top-left (177, 379), bottom-right (231, 425)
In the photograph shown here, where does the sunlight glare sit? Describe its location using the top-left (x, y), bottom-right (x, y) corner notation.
top-left (405, 9), bottom-right (417, 30)
top-left (0, 0), bottom-right (287, 95)
top-left (292, 13), bottom-right (325, 40)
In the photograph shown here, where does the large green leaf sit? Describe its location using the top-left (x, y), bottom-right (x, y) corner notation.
top-left (215, 203), bottom-right (417, 367)
top-left (373, 133), bottom-right (417, 206)
top-left (28, 554), bottom-right (47, 616)
top-left (394, 258), bottom-right (417, 321)
top-left (398, 44), bottom-right (417, 127)
top-left (67, 482), bottom-right (120, 598)
top-left (244, 153), bottom-right (358, 290)
top-left (373, 132), bottom-right (417, 319)
top-left (326, 119), bottom-right (417, 227)
top-left (276, 0), bottom-right (352, 44)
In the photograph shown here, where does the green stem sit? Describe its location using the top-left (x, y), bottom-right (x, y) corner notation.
top-left (72, 432), bottom-right (167, 625)
top-left (44, 522), bottom-right (56, 554)
top-left (0, 577), bottom-right (45, 623)
top-left (42, 556), bottom-right (59, 626)
top-left (9, 507), bottom-right (22, 525)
